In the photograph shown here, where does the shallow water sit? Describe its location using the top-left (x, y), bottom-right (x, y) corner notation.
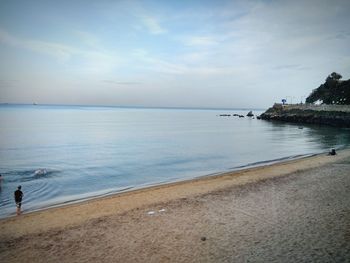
top-left (0, 104), bottom-right (349, 218)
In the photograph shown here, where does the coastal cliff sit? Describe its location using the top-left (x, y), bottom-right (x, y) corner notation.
top-left (260, 104), bottom-right (350, 127)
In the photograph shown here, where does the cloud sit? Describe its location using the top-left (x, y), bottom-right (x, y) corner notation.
top-left (132, 48), bottom-right (149, 58)
top-left (102, 80), bottom-right (141, 85)
top-left (272, 64), bottom-right (309, 71)
top-left (74, 30), bottom-right (100, 47)
top-left (0, 79), bottom-right (18, 88)
top-left (201, 0), bottom-right (350, 77)
top-left (0, 28), bottom-right (74, 61)
top-left (131, 48), bottom-right (240, 76)
top-left (131, 48), bottom-right (212, 75)
top-left (0, 28), bottom-right (120, 74)
top-left (180, 52), bottom-right (209, 64)
top-left (140, 16), bottom-right (166, 35)
top-left (184, 36), bottom-right (218, 46)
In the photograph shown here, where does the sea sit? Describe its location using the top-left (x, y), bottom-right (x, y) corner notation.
top-left (1, 104), bottom-right (349, 218)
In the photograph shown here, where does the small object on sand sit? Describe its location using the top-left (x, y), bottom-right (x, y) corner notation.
top-left (147, 211), bottom-right (155, 215)
top-left (159, 208), bottom-right (166, 212)
top-left (328, 149), bottom-right (336, 156)
top-left (201, 236), bottom-right (206, 241)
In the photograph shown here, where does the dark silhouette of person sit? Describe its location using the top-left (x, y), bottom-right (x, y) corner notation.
top-left (14, 185), bottom-right (23, 215)
top-left (328, 149), bottom-right (336, 156)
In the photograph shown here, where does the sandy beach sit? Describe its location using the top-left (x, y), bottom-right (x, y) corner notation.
top-left (1, 150), bottom-right (350, 262)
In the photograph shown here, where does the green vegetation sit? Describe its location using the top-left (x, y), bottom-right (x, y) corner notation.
top-left (306, 72), bottom-right (350, 105)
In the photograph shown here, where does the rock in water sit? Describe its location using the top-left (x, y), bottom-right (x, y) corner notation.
top-left (247, 111), bottom-right (254, 117)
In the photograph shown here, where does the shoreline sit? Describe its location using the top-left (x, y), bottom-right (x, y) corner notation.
top-left (1, 148), bottom-right (350, 240)
top-left (0, 151), bottom-right (318, 220)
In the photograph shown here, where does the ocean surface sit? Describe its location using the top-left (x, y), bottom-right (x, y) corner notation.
top-left (1, 104), bottom-right (350, 218)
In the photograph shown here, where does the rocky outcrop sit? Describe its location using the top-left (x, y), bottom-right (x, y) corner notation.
top-left (260, 104), bottom-right (350, 127)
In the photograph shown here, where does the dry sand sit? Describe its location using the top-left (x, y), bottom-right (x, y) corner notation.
top-left (1, 150), bottom-right (350, 262)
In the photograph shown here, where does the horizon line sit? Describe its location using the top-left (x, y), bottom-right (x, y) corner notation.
top-left (0, 102), bottom-right (267, 111)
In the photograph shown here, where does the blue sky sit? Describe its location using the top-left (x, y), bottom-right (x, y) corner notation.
top-left (0, 0), bottom-right (349, 108)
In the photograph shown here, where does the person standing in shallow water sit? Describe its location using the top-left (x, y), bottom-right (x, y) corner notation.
top-left (14, 185), bottom-right (23, 215)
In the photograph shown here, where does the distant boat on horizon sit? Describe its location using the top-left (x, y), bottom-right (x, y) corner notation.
top-left (33, 102), bottom-right (38, 105)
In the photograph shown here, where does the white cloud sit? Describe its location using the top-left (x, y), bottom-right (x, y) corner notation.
top-left (131, 47), bottom-right (241, 76)
top-left (180, 52), bottom-right (209, 64)
top-left (132, 48), bottom-right (149, 58)
top-left (0, 28), bottom-right (120, 74)
top-left (102, 80), bottom-right (141, 86)
top-left (140, 16), bottom-right (166, 35)
top-left (184, 36), bottom-right (218, 46)
top-left (74, 30), bottom-right (100, 48)
top-left (0, 28), bottom-right (74, 62)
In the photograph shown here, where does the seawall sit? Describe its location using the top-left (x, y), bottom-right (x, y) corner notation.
top-left (259, 104), bottom-right (350, 127)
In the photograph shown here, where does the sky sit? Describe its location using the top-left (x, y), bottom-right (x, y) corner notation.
top-left (0, 0), bottom-right (349, 109)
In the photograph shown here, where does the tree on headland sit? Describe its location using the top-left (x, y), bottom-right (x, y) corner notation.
top-left (305, 72), bottom-right (350, 105)
top-left (329, 72), bottom-right (342, 80)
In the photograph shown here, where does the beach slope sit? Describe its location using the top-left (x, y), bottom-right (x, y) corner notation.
top-left (1, 150), bottom-right (350, 262)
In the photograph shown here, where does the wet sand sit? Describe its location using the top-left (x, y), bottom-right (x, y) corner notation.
top-left (1, 150), bottom-right (350, 262)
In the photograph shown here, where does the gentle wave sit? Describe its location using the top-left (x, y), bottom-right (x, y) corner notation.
top-left (22, 186), bottom-right (136, 215)
top-left (229, 153), bottom-right (320, 170)
top-left (30, 151), bottom-right (325, 215)
top-left (3, 168), bottom-right (61, 183)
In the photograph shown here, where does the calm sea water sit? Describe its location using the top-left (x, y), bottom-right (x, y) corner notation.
top-left (1, 104), bottom-right (350, 218)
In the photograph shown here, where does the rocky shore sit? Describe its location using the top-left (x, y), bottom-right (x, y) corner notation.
top-left (259, 104), bottom-right (350, 127)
